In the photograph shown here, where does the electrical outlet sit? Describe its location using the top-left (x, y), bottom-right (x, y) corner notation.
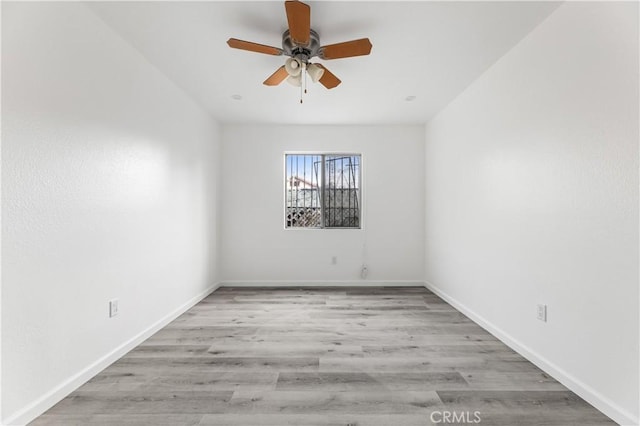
top-left (331, 256), bottom-right (337, 265)
top-left (361, 265), bottom-right (368, 279)
top-left (109, 299), bottom-right (119, 318)
top-left (536, 304), bottom-right (547, 322)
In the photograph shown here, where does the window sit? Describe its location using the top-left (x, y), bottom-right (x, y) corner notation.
top-left (285, 153), bottom-right (361, 229)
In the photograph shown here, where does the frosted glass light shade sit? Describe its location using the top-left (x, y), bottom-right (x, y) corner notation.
top-left (285, 58), bottom-right (302, 77)
top-left (287, 74), bottom-right (302, 87)
top-left (307, 64), bottom-right (325, 83)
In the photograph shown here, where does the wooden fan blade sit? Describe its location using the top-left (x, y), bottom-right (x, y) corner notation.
top-left (263, 66), bottom-right (289, 86)
top-left (227, 38), bottom-right (283, 56)
top-left (315, 64), bottom-right (341, 89)
top-left (285, 1), bottom-right (311, 46)
top-left (319, 38), bottom-right (372, 60)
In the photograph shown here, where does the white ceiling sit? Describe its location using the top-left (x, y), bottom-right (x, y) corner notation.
top-left (87, 1), bottom-right (560, 125)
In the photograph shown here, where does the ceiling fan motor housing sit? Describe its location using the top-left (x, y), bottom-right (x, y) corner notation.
top-left (282, 29), bottom-right (320, 63)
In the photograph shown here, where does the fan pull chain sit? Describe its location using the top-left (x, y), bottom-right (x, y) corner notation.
top-left (299, 62), bottom-right (307, 104)
top-left (304, 63), bottom-right (308, 94)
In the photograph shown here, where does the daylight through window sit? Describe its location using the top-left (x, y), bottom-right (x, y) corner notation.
top-left (285, 154), bottom-right (361, 229)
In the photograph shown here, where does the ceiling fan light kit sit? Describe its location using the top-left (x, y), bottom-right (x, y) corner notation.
top-left (284, 57), bottom-right (302, 77)
top-left (306, 63), bottom-right (324, 83)
top-left (227, 0), bottom-right (372, 103)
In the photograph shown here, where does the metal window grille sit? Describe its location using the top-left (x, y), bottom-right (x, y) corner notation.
top-left (285, 154), bottom-right (361, 229)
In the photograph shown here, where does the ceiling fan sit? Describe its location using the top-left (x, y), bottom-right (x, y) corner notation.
top-left (227, 0), bottom-right (372, 100)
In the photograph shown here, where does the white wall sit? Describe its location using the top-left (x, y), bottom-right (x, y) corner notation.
top-left (1, 3), bottom-right (221, 424)
top-left (424, 3), bottom-right (638, 425)
top-left (221, 125), bottom-right (424, 285)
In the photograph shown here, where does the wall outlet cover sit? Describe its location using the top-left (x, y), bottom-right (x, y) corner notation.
top-left (109, 299), bottom-right (119, 318)
top-left (536, 304), bottom-right (547, 322)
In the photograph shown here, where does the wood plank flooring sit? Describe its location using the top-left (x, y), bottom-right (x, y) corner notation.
top-left (31, 287), bottom-right (615, 425)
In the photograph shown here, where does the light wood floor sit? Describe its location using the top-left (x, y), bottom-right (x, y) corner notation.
top-left (31, 287), bottom-right (615, 425)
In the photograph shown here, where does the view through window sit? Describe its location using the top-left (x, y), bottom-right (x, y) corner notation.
top-left (285, 154), bottom-right (361, 229)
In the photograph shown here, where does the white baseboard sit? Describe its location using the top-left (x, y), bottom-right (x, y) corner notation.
top-left (3, 282), bottom-right (221, 426)
top-left (220, 280), bottom-right (425, 287)
top-left (424, 280), bottom-right (638, 426)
